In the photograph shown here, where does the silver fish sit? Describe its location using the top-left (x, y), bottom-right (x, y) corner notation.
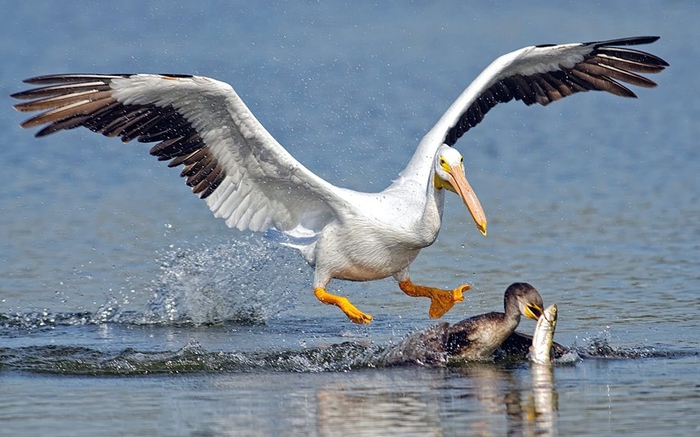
top-left (529, 303), bottom-right (558, 365)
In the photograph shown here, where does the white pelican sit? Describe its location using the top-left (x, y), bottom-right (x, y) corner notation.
top-left (12, 36), bottom-right (668, 324)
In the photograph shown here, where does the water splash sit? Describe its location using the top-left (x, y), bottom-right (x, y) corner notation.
top-left (573, 336), bottom-right (665, 359)
top-left (552, 351), bottom-right (581, 364)
top-left (0, 311), bottom-right (94, 331)
top-left (1, 235), bottom-right (312, 332)
top-left (137, 235), bottom-right (310, 325)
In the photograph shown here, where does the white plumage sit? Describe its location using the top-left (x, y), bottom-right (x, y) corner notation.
top-left (12, 36), bottom-right (667, 323)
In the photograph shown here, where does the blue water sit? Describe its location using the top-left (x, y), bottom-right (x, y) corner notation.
top-left (2, 1), bottom-right (699, 436)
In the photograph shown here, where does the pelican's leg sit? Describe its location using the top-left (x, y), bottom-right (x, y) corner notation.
top-left (314, 288), bottom-right (373, 324)
top-left (398, 279), bottom-right (469, 318)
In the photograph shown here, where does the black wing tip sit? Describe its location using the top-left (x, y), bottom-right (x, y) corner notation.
top-left (575, 36), bottom-right (663, 54)
top-left (19, 73), bottom-right (194, 88)
top-left (585, 36), bottom-right (660, 47)
top-left (535, 36), bottom-right (661, 50)
top-left (11, 74), bottom-right (133, 101)
top-left (34, 128), bottom-right (54, 138)
top-left (593, 37), bottom-right (670, 68)
top-left (21, 74), bottom-right (133, 85)
top-left (10, 90), bottom-right (28, 99)
top-left (158, 73), bottom-right (195, 79)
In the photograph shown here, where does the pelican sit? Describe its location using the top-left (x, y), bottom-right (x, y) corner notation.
top-left (12, 36), bottom-right (667, 324)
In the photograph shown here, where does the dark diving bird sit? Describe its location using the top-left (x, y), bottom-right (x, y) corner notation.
top-left (381, 283), bottom-right (547, 365)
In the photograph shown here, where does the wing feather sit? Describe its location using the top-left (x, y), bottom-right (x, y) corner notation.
top-left (438, 36), bottom-right (668, 147)
top-left (12, 73), bottom-right (346, 234)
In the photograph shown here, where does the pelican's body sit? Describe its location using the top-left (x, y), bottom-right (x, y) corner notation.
top-left (302, 178), bottom-right (443, 281)
top-left (12, 36), bottom-right (667, 323)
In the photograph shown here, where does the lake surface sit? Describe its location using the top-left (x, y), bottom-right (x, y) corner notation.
top-left (1, 1), bottom-right (699, 436)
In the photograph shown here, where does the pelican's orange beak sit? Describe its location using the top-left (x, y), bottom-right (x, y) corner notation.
top-left (447, 164), bottom-right (487, 236)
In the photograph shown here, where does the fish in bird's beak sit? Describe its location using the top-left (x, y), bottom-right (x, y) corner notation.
top-left (446, 164), bottom-right (488, 236)
top-left (529, 303), bottom-right (558, 365)
top-left (524, 302), bottom-right (544, 321)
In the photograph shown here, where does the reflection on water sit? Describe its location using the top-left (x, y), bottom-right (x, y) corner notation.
top-left (450, 364), bottom-right (558, 437)
top-left (528, 364), bottom-right (557, 437)
top-left (260, 364), bottom-right (559, 437)
top-left (202, 364), bottom-right (557, 436)
top-left (315, 373), bottom-right (444, 437)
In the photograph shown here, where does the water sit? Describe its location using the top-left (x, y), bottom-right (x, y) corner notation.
top-left (1, 1), bottom-right (699, 436)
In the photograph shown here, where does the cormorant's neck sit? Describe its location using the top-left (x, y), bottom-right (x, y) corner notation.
top-left (503, 311), bottom-right (521, 334)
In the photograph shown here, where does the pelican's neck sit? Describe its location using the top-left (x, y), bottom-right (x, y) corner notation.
top-left (400, 130), bottom-right (445, 184)
top-left (386, 142), bottom-right (445, 246)
top-left (416, 172), bottom-right (445, 246)
top-left (426, 175), bottom-right (445, 213)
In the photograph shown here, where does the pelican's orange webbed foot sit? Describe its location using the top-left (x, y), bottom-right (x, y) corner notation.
top-left (314, 287), bottom-right (373, 324)
top-left (398, 280), bottom-right (470, 319)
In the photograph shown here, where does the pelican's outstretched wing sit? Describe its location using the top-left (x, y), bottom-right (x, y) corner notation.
top-left (440, 36), bottom-right (668, 146)
top-left (12, 74), bottom-right (345, 234)
top-left (402, 36), bottom-right (668, 182)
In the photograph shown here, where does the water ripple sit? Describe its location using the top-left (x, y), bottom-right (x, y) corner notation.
top-left (0, 326), bottom-right (695, 376)
top-left (0, 340), bottom-right (383, 375)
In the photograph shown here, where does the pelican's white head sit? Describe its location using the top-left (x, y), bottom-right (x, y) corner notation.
top-left (433, 144), bottom-right (487, 236)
